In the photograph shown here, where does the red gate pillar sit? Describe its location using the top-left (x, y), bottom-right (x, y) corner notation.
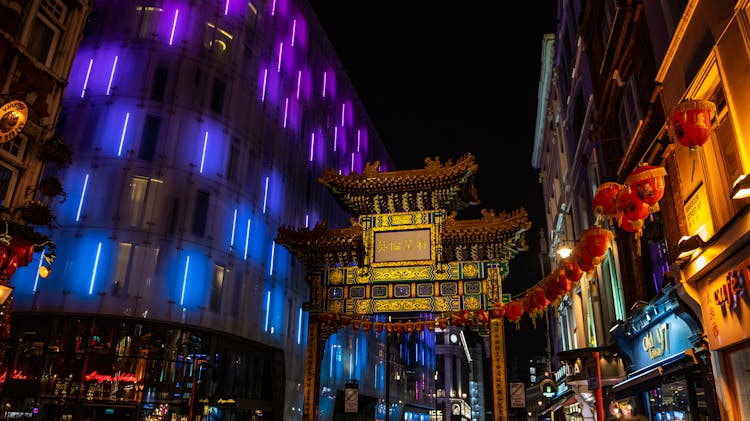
top-left (489, 318), bottom-right (508, 421)
top-left (303, 315), bottom-right (323, 421)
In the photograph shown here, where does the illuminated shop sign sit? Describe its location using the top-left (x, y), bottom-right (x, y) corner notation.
top-left (642, 323), bottom-right (669, 360)
top-left (0, 369), bottom-right (30, 383)
top-left (628, 312), bottom-right (693, 371)
top-left (84, 371), bottom-right (139, 383)
top-left (701, 259), bottom-right (750, 349)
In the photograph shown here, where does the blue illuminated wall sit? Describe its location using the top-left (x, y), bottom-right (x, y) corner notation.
top-left (10, 0), bottom-right (394, 419)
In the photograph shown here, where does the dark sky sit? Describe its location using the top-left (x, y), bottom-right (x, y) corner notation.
top-left (308, 2), bottom-right (558, 355)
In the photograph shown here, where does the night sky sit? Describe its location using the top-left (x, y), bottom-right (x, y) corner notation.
top-left (308, 2), bottom-right (558, 359)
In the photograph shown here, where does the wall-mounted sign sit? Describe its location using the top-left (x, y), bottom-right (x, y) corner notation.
top-left (373, 228), bottom-right (431, 263)
top-left (700, 258), bottom-right (749, 349)
top-left (0, 100), bottom-right (28, 144)
top-left (539, 378), bottom-right (557, 397)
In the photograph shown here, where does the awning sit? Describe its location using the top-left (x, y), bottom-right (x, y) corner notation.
top-left (541, 391), bottom-right (577, 415)
top-left (612, 353), bottom-right (695, 397)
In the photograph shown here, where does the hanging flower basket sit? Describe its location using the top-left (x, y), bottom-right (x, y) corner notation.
top-left (14, 201), bottom-right (54, 226)
top-left (38, 136), bottom-right (73, 168)
top-left (38, 176), bottom-right (67, 202)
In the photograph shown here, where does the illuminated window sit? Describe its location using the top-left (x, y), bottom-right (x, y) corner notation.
top-left (210, 264), bottom-right (225, 312)
top-left (113, 243), bottom-right (160, 297)
top-left (127, 176), bottom-right (162, 228)
top-left (135, 6), bottom-right (163, 39)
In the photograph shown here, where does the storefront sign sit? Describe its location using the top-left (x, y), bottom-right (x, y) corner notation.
top-left (84, 371), bottom-right (138, 383)
top-left (540, 378), bottom-right (557, 397)
top-left (700, 258), bottom-right (750, 349)
top-left (625, 311), bottom-right (694, 371)
top-left (0, 100), bottom-right (28, 143)
top-left (684, 184), bottom-right (714, 239)
top-left (642, 323), bottom-right (669, 359)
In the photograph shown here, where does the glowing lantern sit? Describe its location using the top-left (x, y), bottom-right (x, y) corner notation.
top-left (558, 271), bottom-right (572, 293)
top-left (580, 226), bottom-right (614, 258)
top-left (668, 100), bottom-right (716, 151)
top-left (574, 246), bottom-right (597, 273)
top-left (592, 182), bottom-right (623, 219)
top-left (504, 300), bottom-right (524, 328)
top-left (562, 258), bottom-right (583, 283)
top-left (477, 309), bottom-right (489, 324)
top-left (491, 302), bottom-right (505, 319)
top-left (544, 272), bottom-right (562, 302)
top-left (626, 164), bottom-right (667, 213)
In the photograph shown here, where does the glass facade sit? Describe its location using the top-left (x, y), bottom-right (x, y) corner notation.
top-left (0, 314), bottom-right (283, 421)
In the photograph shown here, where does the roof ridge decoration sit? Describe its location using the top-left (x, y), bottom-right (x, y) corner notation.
top-left (318, 153), bottom-right (481, 216)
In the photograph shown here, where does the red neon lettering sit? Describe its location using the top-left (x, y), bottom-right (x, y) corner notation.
top-left (84, 371), bottom-right (139, 383)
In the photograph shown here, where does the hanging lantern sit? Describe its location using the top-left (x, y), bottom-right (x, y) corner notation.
top-left (668, 99), bottom-right (716, 151)
top-left (558, 270), bottom-right (572, 293)
top-left (491, 302), bottom-right (505, 319)
top-left (592, 182), bottom-right (624, 220)
top-left (504, 300), bottom-right (524, 328)
top-left (477, 309), bottom-right (490, 324)
top-left (574, 246), bottom-right (597, 273)
top-left (562, 258), bottom-right (583, 283)
top-left (616, 186), bottom-right (649, 224)
top-left (543, 272), bottom-right (562, 302)
top-left (362, 320), bottom-right (372, 332)
top-left (580, 226), bottom-right (614, 259)
top-left (425, 320), bottom-right (436, 331)
top-left (626, 164), bottom-right (667, 213)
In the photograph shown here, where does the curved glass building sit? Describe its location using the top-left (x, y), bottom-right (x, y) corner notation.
top-left (1, 0), bottom-right (399, 420)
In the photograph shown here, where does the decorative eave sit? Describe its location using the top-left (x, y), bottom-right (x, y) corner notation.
top-left (442, 208), bottom-right (531, 262)
top-left (318, 153), bottom-right (480, 216)
top-left (275, 220), bottom-right (363, 268)
top-left (275, 208), bottom-right (530, 270)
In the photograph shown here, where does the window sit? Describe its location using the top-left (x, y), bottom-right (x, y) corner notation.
top-left (210, 264), bottom-right (225, 312)
top-left (210, 78), bottom-right (226, 113)
top-left (151, 65), bottom-right (168, 101)
top-left (618, 76), bottom-right (643, 152)
top-left (113, 243), bottom-right (160, 297)
top-left (26, 14), bottom-right (60, 66)
top-left (191, 190), bottom-right (210, 237)
top-left (0, 162), bottom-right (17, 206)
top-left (1, 133), bottom-right (26, 158)
top-left (127, 176), bottom-right (163, 228)
top-left (226, 142), bottom-right (240, 184)
top-left (138, 115), bottom-right (160, 161)
top-left (135, 6), bottom-right (163, 39)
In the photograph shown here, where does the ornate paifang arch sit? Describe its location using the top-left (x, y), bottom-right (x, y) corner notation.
top-left (275, 154), bottom-right (531, 421)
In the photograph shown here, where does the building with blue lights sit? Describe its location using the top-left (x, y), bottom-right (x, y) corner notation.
top-left (0, 0), bottom-right (396, 420)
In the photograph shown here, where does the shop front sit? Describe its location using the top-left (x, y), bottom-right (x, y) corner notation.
top-left (611, 284), bottom-right (718, 420)
top-left (695, 255), bottom-right (750, 421)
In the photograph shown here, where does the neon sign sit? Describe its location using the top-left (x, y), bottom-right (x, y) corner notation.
top-left (84, 371), bottom-right (139, 383)
top-left (0, 369), bottom-right (30, 383)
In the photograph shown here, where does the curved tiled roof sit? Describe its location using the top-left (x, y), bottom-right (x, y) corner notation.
top-left (274, 208), bottom-right (530, 269)
top-left (318, 153), bottom-right (481, 216)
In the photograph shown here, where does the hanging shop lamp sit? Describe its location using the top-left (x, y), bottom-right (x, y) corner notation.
top-left (626, 164), bottom-right (667, 213)
top-left (668, 99), bottom-right (716, 151)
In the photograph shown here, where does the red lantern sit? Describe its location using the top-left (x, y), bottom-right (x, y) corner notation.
top-left (491, 302), bottom-right (505, 319)
top-left (562, 258), bottom-right (583, 283)
top-left (504, 300), bottom-right (524, 326)
top-left (592, 182), bottom-right (623, 218)
top-left (425, 320), bottom-right (436, 331)
top-left (626, 164), bottom-right (667, 213)
top-left (558, 271), bottom-right (572, 293)
top-left (477, 309), bottom-right (490, 324)
top-left (616, 186), bottom-right (649, 224)
top-left (668, 100), bottom-right (716, 151)
top-left (580, 226), bottom-right (614, 259)
top-left (574, 246), bottom-right (598, 273)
